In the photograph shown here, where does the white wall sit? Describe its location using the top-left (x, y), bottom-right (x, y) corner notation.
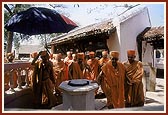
top-left (107, 31), bottom-right (120, 52)
top-left (108, 7), bottom-right (151, 62)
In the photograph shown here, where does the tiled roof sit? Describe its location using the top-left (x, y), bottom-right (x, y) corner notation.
top-left (50, 6), bottom-right (149, 45)
top-left (50, 19), bottom-right (115, 45)
top-left (141, 26), bottom-right (164, 41)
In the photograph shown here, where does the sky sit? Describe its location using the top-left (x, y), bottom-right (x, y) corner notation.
top-left (61, 3), bottom-right (164, 27)
top-left (35, 3), bottom-right (165, 27)
top-left (145, 3), bottom-right (164, 26)
top-left (17, 2), bottom-right (165, 45)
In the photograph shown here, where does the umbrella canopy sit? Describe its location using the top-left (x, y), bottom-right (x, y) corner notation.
top-left (4, 7), bottom-right (78, 35)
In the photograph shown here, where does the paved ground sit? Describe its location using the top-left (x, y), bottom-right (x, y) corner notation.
top-left (52, 78), bottom-right (165, 112)
top-left (105, 78), bottom-right (165, 111)
top-left (4, 78), bottom-right (165, 112)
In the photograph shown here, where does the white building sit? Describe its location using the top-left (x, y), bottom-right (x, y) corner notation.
top-left (49, 5), bottom-right (165, 91)
top-left (49, 6), bottom-right (151, 62)
top-left (15, 45), bottom-right (42, 60)
top-left (107, 6), bottom-right (151, 62)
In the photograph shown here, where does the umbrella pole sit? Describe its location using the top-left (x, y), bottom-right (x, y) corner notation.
top-left (44, 34), bottom-right (50, 54)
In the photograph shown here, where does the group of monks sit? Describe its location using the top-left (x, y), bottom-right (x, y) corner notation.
top-left (29, 49), bottom-right (144, 109)
top-left (96, 50), bottom-right (144, 109)
top-left (4, 49), bottom-right (144, 109)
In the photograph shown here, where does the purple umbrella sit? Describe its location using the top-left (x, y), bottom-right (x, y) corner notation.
top-left (4, 7), bottom-right (78, 35)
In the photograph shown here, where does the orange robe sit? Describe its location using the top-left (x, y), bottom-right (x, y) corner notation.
top-left (32, 60), bottom-right (57, 108)
top-left (99, 57), bottom-right (109, 67)
top-left (100, 60), bottom-right (125, 108)
top-left (98, 57), bottom-right (110, 93)
top-left (86, 58), bottom-right (100, 81)
top-left (68, 62), bottom-right (83, 79)
top-left (123, 60), bottom-right (144, 107)
top-left (64, 57), bottom-right (72, 80)
top-left (53, 60), bottom-right (66, 91)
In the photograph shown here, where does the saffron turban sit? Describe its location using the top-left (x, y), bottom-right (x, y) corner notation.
top-left (110, 51), bottom-right (119, 58)
top-left (31, 52), bottom-right (38, 58)
top-left (72, 53), bottom-right (76, 57)
top-left (102, 51), bottom-right (108, 55)
top-left (67, 51), bottom-right (71, 55)
top-left (127, 50), bottom-right (136, 56)
top-left (77, 53), bottom-right (84, 59)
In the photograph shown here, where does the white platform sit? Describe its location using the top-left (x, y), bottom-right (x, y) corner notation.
top-left (59, 79), bottom-right (98, 110)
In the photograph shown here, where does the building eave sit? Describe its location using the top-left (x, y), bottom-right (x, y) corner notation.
top-left (138, 26), bottom-right (164, 42)
top-left (49, 19), bottom-right (115, 45)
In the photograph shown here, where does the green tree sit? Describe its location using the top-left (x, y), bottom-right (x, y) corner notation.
top-left (4, 4), bottom-right (31, 53)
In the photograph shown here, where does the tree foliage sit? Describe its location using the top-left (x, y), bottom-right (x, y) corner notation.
top-left (4, 4), bottom-right (32, 53)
